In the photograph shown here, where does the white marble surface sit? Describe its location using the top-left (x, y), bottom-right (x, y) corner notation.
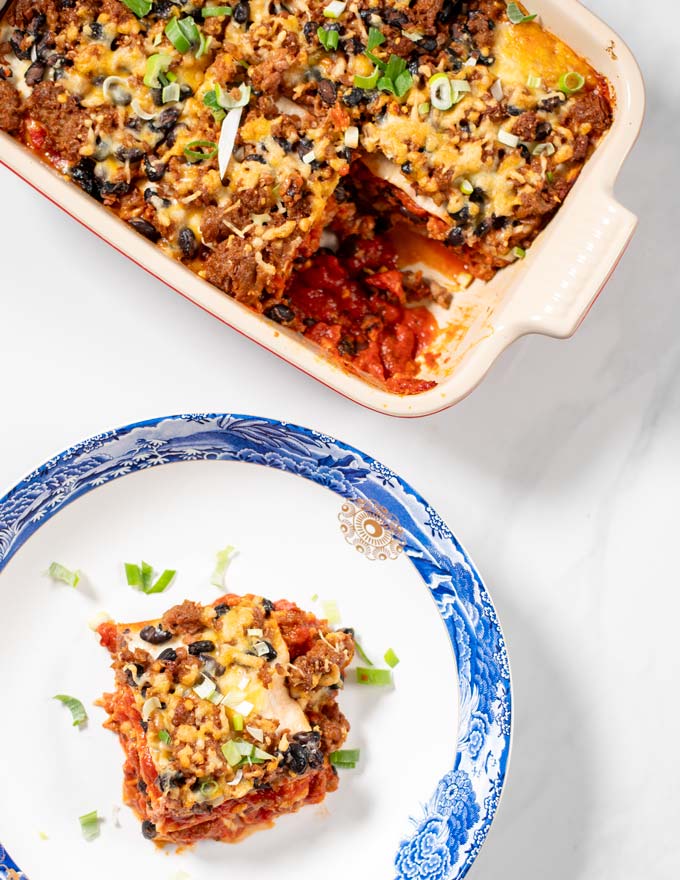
top-left (1, 0), bottom-right (679, 875)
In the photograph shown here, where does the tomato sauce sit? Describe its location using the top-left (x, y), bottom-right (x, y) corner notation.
top-left (286, 236), bottom-right (438, 394)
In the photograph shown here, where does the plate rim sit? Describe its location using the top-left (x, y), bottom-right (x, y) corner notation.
top-left (0, 413), bottom-right (512, 879)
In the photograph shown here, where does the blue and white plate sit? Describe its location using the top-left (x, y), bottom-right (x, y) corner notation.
top-left (0, 415), bottom-right (511, 880)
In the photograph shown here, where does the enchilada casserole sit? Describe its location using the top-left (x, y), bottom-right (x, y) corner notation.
top-left (0, 0), bottom-right (612, 392)
top-left (96, 594), bottom-right (355, 843)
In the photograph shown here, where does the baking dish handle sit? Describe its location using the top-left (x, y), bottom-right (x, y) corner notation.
top-left (521, 191), bottom-right (637, 339)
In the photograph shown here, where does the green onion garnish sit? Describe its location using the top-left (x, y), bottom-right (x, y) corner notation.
top-left (202, 4), bottom-right (232, 14)
top-left (366, 26), bottom-right (385, 52)
top-left (125, 561), bottom-right (176, 594)
top-left (418, 101), bottom-right (430, 115)
top-left (121, 0), bottom-right (152, 17)
top-left (158, 729), bottom-right (172, 745)
top-left (546, 170), bottom-right (555, 184)
top-left (393, 69), bottom-right (413, 98)
top-left (311, 593), bottom-right (319, 602)
top-left (558, 70), bottom-right (585, 95)
top-left (200, 778), bottom-right (219, 797)
top-left (204, 89), bottom-right (226, 121)
top-left (526, 73), bottom-right (541, 89)
top-left (356, 667), bottom-right (392, 686)
top-left (354, 67), bottom-right (381, 90)
top-left (384, 648), bottom-right (400, 668)
top-left (162, 82), bottom-right (180, 103)
top-left (330, 748), bottom-right (360, 766)
top-left (317, 25), bottom-right (339, 51)
top-left (143, 53), bottom-right (172, 88)
top-left (354, 640), bottom-right (373, 666)
top-left (222, 740), bottom-right (241, 766)
top-left (184, 139), bottom-right (218, 161)
top-left (512, 246), bottom-right (527, 259)
top-left (47, 561), bottom-right (80, 588)
top-left (54, 694), bottom-right (88, 726)
top-left (215, 82), bottom-right (251, 109)
top-left (322, 599), bottom-right (341, 625)
top-left (165, 17), bottom-right (191, 52)
top-left (211, 544), bottom-right (237, 587)
top-left (79, 811), bottom-right (101, 841)
top-left (506, 2), bottom-right (537, 24)
top-left (460, 178), bottom-right (474, 196)
top-left (231, 712), bottom-right (244, 731)
top-left (429, 72), bottom-right (453, 111)
top-left (323, 0), bottom-right (346, 18)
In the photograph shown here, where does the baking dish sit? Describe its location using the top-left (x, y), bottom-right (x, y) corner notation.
top-left (0, 0), bottom-right (644, 416)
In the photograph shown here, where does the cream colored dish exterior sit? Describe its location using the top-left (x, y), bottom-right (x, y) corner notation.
top-left (0, 0), bottom-right (644, 416)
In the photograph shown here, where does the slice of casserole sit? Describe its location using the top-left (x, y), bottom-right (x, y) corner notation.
top-left (96, 594), bottom-right (354, 844)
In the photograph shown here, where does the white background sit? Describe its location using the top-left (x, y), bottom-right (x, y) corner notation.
top-left (1, 0), bottom-right (679, 876)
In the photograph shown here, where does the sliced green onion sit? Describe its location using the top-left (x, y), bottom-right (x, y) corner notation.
top-left (231, 712), bottom-right (244, 731)
top-left (184, 139), bottom-right (218, 162)
top-left (558, 70), bottom-right (585, 95)
top-left (54, 694), bottom-right (88, 726)
top-left (200, 778), bottom-right (219, 797)
top-left (356, 667), bottom-right (392, 686)
top-left (236, 740), bottom-right (254, 757)
top-left (253, 746), bottom-right (275, 761)
top-left (47, 561), bottom-right (80, 588)
top-left (317, 26), bottom-right (339, 51)
top-left (162, 82), bottom-right (180, 103)
top-left (366, 26), bottom-right (385, 51)
top-left (194, 676), bottom-right (217, 700)
top-left (430, 73), bottom-right (453, 111)
top-left (506, 2), bottom-right (537, 24)
top-left (322, 599), bottom-right (341, 625)
top-left (79, 811), bottom-right (101, 841)
top-left (384, 54), bottom-right (406, 83)
top-left (354, 67), bottom-right (381, 90)
top-left (497, 127), bottom-right (519, 148)
top-left (323, 0), bottom-right (346, 17)
top-left (546, 170), bottom-right (555, 184)
top-left (196, 32), bottom-right (212, 58)
top-left (165, 17), bottom-right (191, 52)
top-left (202, 4), bottom-right (232, 14)
top-left (121, 0), bottom-right (152, 17)
top-left (332, 760), bottom-right (357, 768)
top-left (178, 16), bottom-right (200, 49)
top-left (142, 696), bottom-right (162, 722)
top-left (393, 69), bottom-right (413, 98)
top-left (216, 82), bottom-right (251, 109)
top-left (364, 50), bottom-right (386, 70)
top-left (526, 73), bottom-right (542, 89)
top-left (125, 561), bottom-right (175, 594)
top-left (158, 729), bottom-right (172, 745)
top-left (354, 640), bottom-right (373, 666)
top-left (512, 246), bottom-right (527, 259)
top-left (143, 53), bottom-right (172, 88)
top-left (384, 648), bottom-right (400, 668)
top-left (125, 562), bottom-right (144, 588)
top-left (222, 740), bottom-right (242, 765)
top-left (330, 748), bottom-right (360, 765)
top-left (532, 142), bottom-right (555, 156)
top-left (418, 101), bottom-right (430, 115)
top-left (210, 544), bottom-right (237, 586)
top-left (460, 178), bottom-right (474, 196)
top-left (451, 79), bottom-right (471, 95)
top-left (204, 89), bottom-right (226, 122)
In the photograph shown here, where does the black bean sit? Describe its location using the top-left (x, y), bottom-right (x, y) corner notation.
top-left (451, 205), bottom-right (470, 224)
top-left (214, 603), bottom-right (230, 617)
top-left (233, 1), bottom-right (249, 23)
top-left (178, 226), bottom-right (197, 258)
top-left (339, 626), bottom-right (355, 636)
top-left (346, 35), bottom-right (364, 55)
top-left (24, 61), bottom-right (45, 86)
top-left (71, 158), bottom-right (102, 202)
top-left (459, 119), bottom-right (471, 132)
top-left (469, 186), bottom-right (485, 204)
top-left (244, 153), bottom-right (267, 163)
top-left (273, 135), bottom-right (293, 153)
top-left (535, 121), bottom-right (552, 142)
top-left (256, 640), bottom-right (277, 661)
top-left (27, 13), bottom-right (46, 36)
top-left (382, 9), bottom-right (407, 26)
top-left (492, 215), bottom-right (508, 229)
top-left (35, 33), bottom-right (55, 61)
top-left (144, 156), bottom-right (166, 181)
top-left (154, 0), bottom-right (174, 17)
top-left (446, 226), bottom-right (464, 247)
top-left (318, 78), bottom-right (337, 106)
top-left (292, 730), bottom-right (321, 746)
top-left (262, 598), bottom-right (274, 617)
top-left (419, 37), bottom-right (437, 53)
top-left (518, 143), bottom-right (531, 162)
top-left (253, 779), bottom-right (272, 790)
top-left (476, 218), bottom-right (491, 237)
top-left (140, 625), bottom-right (173, 645)
top-left (153, 107), bottom-right (181, 132)
top-left (283, 743), bottom-right (308, 775)
top-left (99, 180), bottom-right (130, 198)
top-left (303, 20), bottom-right (318, 41)
top-left (10, 35), bottom-right (32, 61)
top-left (157, 647), bottom-right (177, 662)
top-left (407, 58), bottom-right (420, 76)
top-left (158, 770), bottom-right (185, 791)
top-left (477, 53), bottom-right (494, 66)
top-left (296, 137), bottom-right (313, 158)
top-left (179, 83), bottom-right (193, 100)
top-left (140, 720), bottom-right (148, 732)
top-left (116, 146), bottom-right (145, 163)
top-left (141, 820), bottom-right (157, 839)
top-left (201, 655), bottom-right (226, 677)
top-left (140, 684), bottom-right (149, 698)
top-left (538, 94), bottom-right (565, 112)
top-left (87, 21), bottom-right (104, 40)
top-left (150, 87), bottom-right (164, 107)
top-left (401, 161), bottom-right (412, 175)
top-left (188, 640), bottom-right (215, 655)
top-left (343, 87), bottom-right (364, 107)
top-left (265, 303), bottom-right (295, 324)
top-left (506, 104), bottom-right (522, 116)
top-left (333, 183), bottom-right (349, 203)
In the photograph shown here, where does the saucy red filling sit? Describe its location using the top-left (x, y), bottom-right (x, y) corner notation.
top-left (286, 236), bottom-right (437, 394)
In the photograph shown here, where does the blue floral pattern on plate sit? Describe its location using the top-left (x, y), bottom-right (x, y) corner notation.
top-left (0, 414), bottom-right (511, 880)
